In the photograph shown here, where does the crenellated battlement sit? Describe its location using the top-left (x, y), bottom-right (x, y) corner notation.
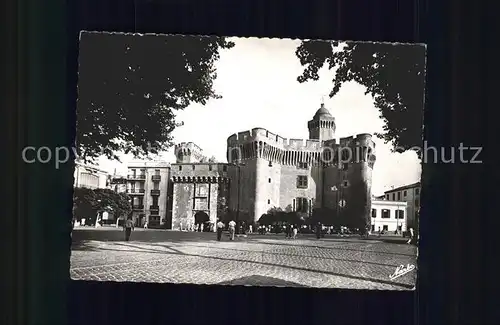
top-left (175, 142), bottom-right (206, 163)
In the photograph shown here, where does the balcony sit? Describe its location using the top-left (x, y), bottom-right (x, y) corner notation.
top-left (151, 175), bottom-right (161, 181)
top-left (150, 205), bottom-right (159, 211)
top-left (150, 189), bottom-right (160, 196)
top-left (127, 174), bottom-right (146, 180)
top-left (132, 204), bottom-right (144, 210)
top-left (127, 188), bottom-right (145, 194)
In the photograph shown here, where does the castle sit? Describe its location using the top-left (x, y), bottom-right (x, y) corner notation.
top-left (126, 103), bottom-right (377, 230)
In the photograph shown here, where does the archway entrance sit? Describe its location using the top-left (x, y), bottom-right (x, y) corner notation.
top-left (194, 211), bottom-right (210, 232)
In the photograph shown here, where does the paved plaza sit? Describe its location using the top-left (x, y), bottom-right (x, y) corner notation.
top-left (70, 228), bottom-right (417, 290)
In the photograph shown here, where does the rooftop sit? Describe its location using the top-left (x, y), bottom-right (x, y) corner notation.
top-left (384, 182), bottom-right (421, 194)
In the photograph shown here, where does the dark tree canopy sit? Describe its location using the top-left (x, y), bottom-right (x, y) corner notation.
top-left (296, 41), bottom-right (426, 155)
top-left (77, 32), bottom-right (234, 161)
top-left (73, 187), bottom-right (132, 221)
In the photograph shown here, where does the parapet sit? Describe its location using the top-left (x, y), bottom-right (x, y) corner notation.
top-left (127, 160), bottom-right (170, 168)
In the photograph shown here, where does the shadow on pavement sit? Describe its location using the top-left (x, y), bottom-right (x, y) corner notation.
top-left (72, 241), bottom-right (414, 289)
top-left (218, 275), bottom-right (306, 287)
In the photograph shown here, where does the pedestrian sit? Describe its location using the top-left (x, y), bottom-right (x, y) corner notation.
top-left (123, 217), bottom-right (134, 241)
top-left (143, 220), bottom-right (148, 229)
top-left (248, 224), bottom-right (253, 234)
top-left (315, 222), bottom-right (321, 239)
top-left (407, 227), bottom-right (414, 244)
top-left (216, 219), bottom-right (224, 241)
top-left (378, 226), bottom-right (381, 237)
top-left (228, 220), bottom-right (236, 240)
top-left (292, 225), bottom-right (298, 239)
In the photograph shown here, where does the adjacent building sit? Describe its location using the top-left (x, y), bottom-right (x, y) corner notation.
top-left (383, 182), bottom-right (420, 229)
top-left (73, 161), bottom-right (109, 189)
top-left (371, 199), bottom-right (408, 233)
top-left (126, 161), bottom-right (172, 228)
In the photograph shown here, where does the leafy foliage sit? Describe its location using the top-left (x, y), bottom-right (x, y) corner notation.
top-left (77, 33), bottom-right (234, 161)
top-left (258, 207), bottom-right (303, 225)
top-left (296, 41), bottom-right (426, 155)
top-left (73, 187), bottom-right (132, 222)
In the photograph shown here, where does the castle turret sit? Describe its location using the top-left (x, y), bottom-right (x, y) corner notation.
top-left (175, 142), bottom-right (206, 163)
top-left (308, 102), bottom-right (336, 142)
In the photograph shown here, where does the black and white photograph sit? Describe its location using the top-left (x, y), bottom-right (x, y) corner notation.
top-left (71, 32), bottom-right (425, 290)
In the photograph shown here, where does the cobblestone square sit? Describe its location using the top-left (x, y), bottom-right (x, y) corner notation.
top-left (71, 228), bottom-right (417, 290)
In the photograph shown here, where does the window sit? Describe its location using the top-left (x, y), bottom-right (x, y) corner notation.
top-left (371, 209), bottom-right (377, 218)
top-left (343, 180), bottom-right (349, 188)
top-left (192, 165), bottom-right (196, 170)
top-left (371, 225), bottom-right (375, 231)
top-left (140, 169), bottom-right (146, 176)
top-left (153, 182), bottom-right (159, 190)
top-left (415, 188), bottom-right (420, 195)
top-left (222, 165), bottom-right (227, 172)
top-left (297, 176), bottom-right (308, 189)
top-left (397, 192), bottom-right (401, 200)
top-left (209, 165), bottom-right (212, 171)
top-left (342, 163), bottom-right (348, 170)
top-left (392, 193), bottom-right (395, 200)
top-left (179, 165), bottom-right (182, 171)
top-left (415, 199), bottom-right (420, 207)
top-left (152, 196), bottom-right (159, 206)
top-left (298, 162), bottom-right (308, 169)
top-left (267, 199), bottom-right (270, 204)
top-left (268, 178), bottom-right (271, 183)
top-left (383, 225), bottom-right (388, 231)
top-left (131, 169), bottom-right (136, 177)
top-left (382, 209), bottom-right (390, 218)
top-left (296, 197), bottom-right (308, 213)
top-left (386, 194), bottom-right (389, 200)
top-left (396, 210), bottom-right (405, 219)
top-left (398, 225), bottom-right (402, 231)
top-left (195, 184), bottom-right (208, 197)
top-left (403, 190), bottom-right (407, 197)
top-left (154, 169), bottom-right (160, 176)
top-left (268, 162), bottom-right (273, 167)
top-left (194, 197), bottom-right (208, 210)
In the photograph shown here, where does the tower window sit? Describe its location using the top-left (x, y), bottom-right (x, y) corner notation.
top-left (397, 192), bottom-right (401, 200)
top-left (267, 199), bottom-right (270, 204)
top-left (209, 165), bottom-right (212, 171)
top-left (296, 197), bottom-right (308, 213)
top-left (268, 178), bottom-right (271, 183)
top-left (192, 165), bottom-right (196, 170)
top-left (342, 180), bottom-right (349, 187)
top-left (415, 188), bottom-right (420, 195)
top-left (297, 176), bottom-right (308, 189)
top-left (403, 190), bottom-right (407, 197)
top-left (298, 162), bottom-right (308, 169)
top-left (222, 165), bottom-right (227, 172)
top-left (268, 162), bottom-right (273, 167)
top-left (179, 165), bottom-right (182, 171)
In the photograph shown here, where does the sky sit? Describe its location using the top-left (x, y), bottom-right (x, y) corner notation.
top-left (92, 36), bottom-right (422, 196)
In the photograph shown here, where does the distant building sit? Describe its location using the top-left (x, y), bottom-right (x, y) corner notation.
top-left (384, 182), bottom-right (420, 229)
top-left (126, 161), bottom-right (171, 228)
top-left (108, 175), bottom-right (128, 193)
top-left (371, 199), bottom-right (408, 233)
top-left (74, 161), bottom-right (109, 189)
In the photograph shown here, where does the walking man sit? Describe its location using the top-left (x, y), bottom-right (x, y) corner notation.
top-left (123, 217), bottom-right (134, 241)
top-left (315, 222), bottom-right (321, 239)
top-left (228, 220), bottom-right (236, 240)
top-left (216, 219), bottom-right (224, 241)
top-left (292, 224), bottom-right (298, 239)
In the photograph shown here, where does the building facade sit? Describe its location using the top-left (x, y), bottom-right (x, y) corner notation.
top-left (126, 161), bottom-right (172, 228)
top-left (383, 182), bottom-right (420, 229)
top-left (126, 103), bottom-right (377, 230)
top-left (224, 103), bottom-right (376, 224)
top-left (371, 199), bottom-right (408, 233)
top-left (73, 161), bottom-right (109, 189)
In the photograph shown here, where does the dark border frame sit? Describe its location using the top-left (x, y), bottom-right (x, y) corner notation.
top-left (9, 0), bottom-right (494, 324)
